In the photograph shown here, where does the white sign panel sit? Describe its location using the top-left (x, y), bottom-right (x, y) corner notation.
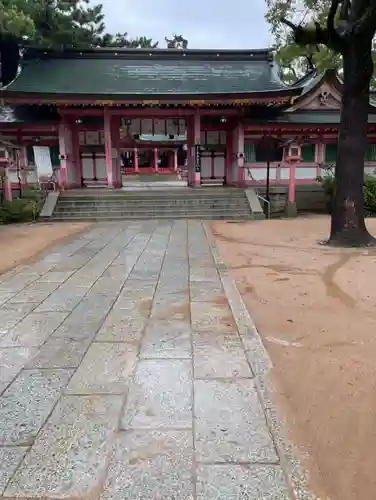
top-left (33, 146), bottom-right (53, 178)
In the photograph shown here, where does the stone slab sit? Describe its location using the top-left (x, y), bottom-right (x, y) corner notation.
top-left (0, 347), bottom-right (38, 393)
top-left (26, 336), bottom-right (92, 369)
top-left (53, 318), bottom-right (104, 341)
top-left (0, 273), bottom-right (40, 293)
top-left (100, 430), bottom-right (194, 500)
top-left (190, 302), bottom-right (237, 334)
top-left (0, 304), bottom-right (39, 334)
top-left (4, 395), bottom-right (123, 499)
top-left (190, 280), bottom-right (225, 302)
top-left (0, 312), bottom-right (69, 347)
top-left (35, 271), bottom-right (75, 283)
top-left (196, 465), bottom-right (290, 500)
top-left (0, 447), bottom-right (28, 494)
top-left (122, 359), bottom-right (192, 429)
top-left (193, 332), bottom-right (253, 379)
top-left (95, 310), bottom-right (146, 344)
top-left (194, 379), bottom-right (278, 463)
top-left (140, 320), bottom-right (192, 359)
top-left (35, 288), bottom-right (88, 312)
top-left (0, 369), bottom-right (73, 446)
top-left (8, 282), bottom-right (60, 304)
top-left (0, 291), bottom-right (15, 306)
top-left (66, 342), bottom-right (138, 395)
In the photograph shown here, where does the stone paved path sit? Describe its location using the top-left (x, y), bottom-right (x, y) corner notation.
top-left (0, 220), bottom-right (291, 499)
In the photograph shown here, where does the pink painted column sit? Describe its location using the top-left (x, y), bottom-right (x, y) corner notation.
top-left (173, 150), bottom-right (178, 172)
top-left (104, 107), bottom-right (115, 187)
top-left (71, 121), bottom-right (82, 187)
top-left (186, 118), bottom-right (194, 186)
top-left (154, 148), bottom-right (159, 172)
top-left (226, 130), bottom-right (233, 185)
top-left (192, 112), bottom-right (201, 186)
top-left (3, 168), bottom-right (12, 201)
top-left (236, 122), bottom-right (245, 186)
top-left (316, 142), bottom-right (324, 178)
top-left (58, 121), bottom-right (69, 189)
top-left (286, 158), bottom-right (298, 217)
top-left (111, 117), bottom-right (122, 188)
top-left (288, 162), bottom-right (297, 203)
top-left (133, 148), bottom-right (139, 173)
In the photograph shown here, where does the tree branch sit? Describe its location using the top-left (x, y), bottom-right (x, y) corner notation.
top-left (281, 15), bottom-right (345, 53)
top-left (353, 5), bottom-right (376, 37)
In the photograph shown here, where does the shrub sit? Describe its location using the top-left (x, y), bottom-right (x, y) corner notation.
top-left (317, 165), bottom-right (376, 215)
top-left (22, 186), bottom-right (42, 203)
top-left (364, 176), bottom-right (376, 213)
top-left (0, 198), bottom-right (39, 224)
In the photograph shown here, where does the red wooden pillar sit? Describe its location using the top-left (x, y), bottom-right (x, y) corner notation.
top-left (71, 119), bottom-right (82, 187)
top-left (187, 117), bottom-right (194, 186)
top-left (58, 120), bottom-right (69, 189)
top-left (3, 167), bottom-right (12, 201)
top-left (134, 148), bottom-right (139, 173)
top-left (154, 147), bottom-right (159, 172)
top-left (237, 122), bottom-right (245, 186)
top-left (104, 107), bottom-right (114, 186)
top-left (111, 116), bottom-right (122, 188)
top-left (226, 130), bottom-right (233, 185)
top-left (173, 150), bottom-right (178, 172)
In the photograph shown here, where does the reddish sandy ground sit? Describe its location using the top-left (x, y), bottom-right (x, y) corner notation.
top-left (211, 216), bottom-right (376, 500)
top-left (0, 222), bottom-right (91, 275)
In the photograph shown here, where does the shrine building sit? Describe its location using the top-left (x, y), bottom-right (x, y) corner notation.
top-left (1, 46), bottom-right (376, 198)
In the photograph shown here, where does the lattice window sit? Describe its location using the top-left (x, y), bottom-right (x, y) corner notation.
top-left (325, 143), bottom-right (337, 163)
top-left (365, 143), bottom-right (376, 161)
top-left (301, 144), bottom-right (316, 162)
top-left (244, 143), bottom-right (256, 162)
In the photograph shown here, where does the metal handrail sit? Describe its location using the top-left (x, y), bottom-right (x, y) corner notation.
top-left (256, 193), bottom-right (271, 220)
top-left (246, 166), bottom-right (271, 219)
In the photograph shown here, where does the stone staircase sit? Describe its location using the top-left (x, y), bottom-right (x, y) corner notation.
top-left (50, 188), bottom-right (260, 221)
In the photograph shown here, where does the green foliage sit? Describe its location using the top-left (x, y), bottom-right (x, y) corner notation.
top-left (165, 34), bottom-right (188, 49)
top-left (0, 197), bottom-right (40, 224)
top-left (0, 1), bottom-right (35, 39)
top-left (21, 186), bottom-right (42, 203)
top-left (364, 176), bottom-right (376, 212)
top-left (100, 33), bottom-right (158, 48)
top-left (0, 1), bottom-right (186, 50)
top-left (265, 0), bottom-right (376, 85)
top-left (317, 165), bottom-right (376, 214)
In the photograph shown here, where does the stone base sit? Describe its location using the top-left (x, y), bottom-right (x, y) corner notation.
top-left (284, 200), bottom-right (298, 218)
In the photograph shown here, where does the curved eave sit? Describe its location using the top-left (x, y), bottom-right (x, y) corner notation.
top-left (0, 87), bottom-right (303, 108)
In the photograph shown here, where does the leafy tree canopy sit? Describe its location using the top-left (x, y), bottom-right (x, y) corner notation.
top-left (266, 0), bottom-right (375, 84)
top-left (165, 33), bottom-right (188, 49)
top-left (0, 0), bottom-right (162, 49)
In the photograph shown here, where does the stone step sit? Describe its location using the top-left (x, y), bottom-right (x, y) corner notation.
top-left (52, 213), bottom-right (253, 221)
top-left (60, 188), bottom-right (244, 196)
top-left (59, 193), bottom-right (247, 201)
top-left (53, 208), bottom-right (252, 217)
top-left (56, 201), bottom-right (250, 209)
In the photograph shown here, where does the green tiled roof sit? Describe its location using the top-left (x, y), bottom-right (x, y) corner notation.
top-left (2, 48), bottom-right (293, 98)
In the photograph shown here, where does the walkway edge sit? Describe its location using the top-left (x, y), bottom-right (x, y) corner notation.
top-left (203, 221), bottom-right (317, 500)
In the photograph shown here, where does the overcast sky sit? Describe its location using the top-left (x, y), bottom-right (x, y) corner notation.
top-left (100, 0), bottom-right (272, 49)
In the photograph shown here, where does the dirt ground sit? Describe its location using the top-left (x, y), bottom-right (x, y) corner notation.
top-left (210, 216), bottom-right (376, 500)
top-left (0, 222), bottom-right (91, 276)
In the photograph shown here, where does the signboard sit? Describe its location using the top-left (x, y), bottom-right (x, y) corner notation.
top-left (194, 145), bottom-right (201, 173)
top-left (33, 146), bottom-right (53, 178)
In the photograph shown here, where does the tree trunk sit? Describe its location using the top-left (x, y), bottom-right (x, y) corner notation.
top-left (328, 39), bottom-right (376, 246)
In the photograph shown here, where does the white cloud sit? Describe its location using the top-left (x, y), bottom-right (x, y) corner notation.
top-left (100, 0), bottom-right (272, 49)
